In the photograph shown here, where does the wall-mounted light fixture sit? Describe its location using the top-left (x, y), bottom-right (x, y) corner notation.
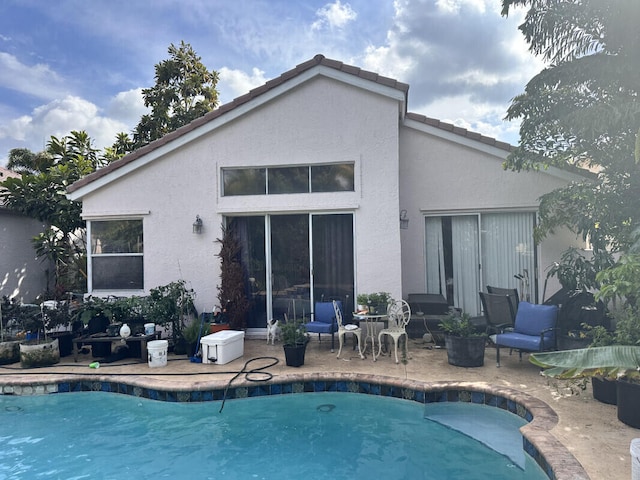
top-left (399, 209), bottom-right (409, 229)
top-left (192, 215), bottom-right (203, 234)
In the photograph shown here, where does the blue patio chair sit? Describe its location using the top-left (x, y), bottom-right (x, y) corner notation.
top-left (492, 301), bottom-right (559, 367)
top-left (304, 301), bottom-right (341, 352)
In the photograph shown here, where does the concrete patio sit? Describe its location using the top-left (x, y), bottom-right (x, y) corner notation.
top-left (0, 336), bottom-right (635, 479)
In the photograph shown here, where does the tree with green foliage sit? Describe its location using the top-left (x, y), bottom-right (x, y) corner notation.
top-left (1, 131), bottom-right (99, 296)
top-left (131, 41), bottom-right (220, 149)
top-left (501, 0), bottom-right (640, 266)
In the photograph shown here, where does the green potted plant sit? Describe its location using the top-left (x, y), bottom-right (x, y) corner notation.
top-left (281, 317), bottom-right (308, 367)
top-left (439, 311), bottom-right (486, 367)
top-left (0, 297), bottom-right (21, 365)
top-left (181, 317), bottom-right (211, 358)
top-left (356, 292), bottom-right (392, 314)
top-left (18, 302), bottom-right (64, 368)
top-left (530, 254), bottom-right (640, 427)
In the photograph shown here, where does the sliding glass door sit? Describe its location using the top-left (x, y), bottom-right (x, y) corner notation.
top-left (229, 213), bottom-right (354, 328)
top-left (425, 212), bottom-right (536, 316)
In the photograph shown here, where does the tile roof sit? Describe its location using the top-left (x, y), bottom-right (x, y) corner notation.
top-left (405, 112), bottom-right (514, 153)
top-left (68, 54), bottom-right (513, 193)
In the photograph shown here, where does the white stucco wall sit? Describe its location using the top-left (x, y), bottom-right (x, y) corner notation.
top-left (79, 75), bottom-right (404, 312)
top-left (0, 210), bottom-right (50, 302)
top-left (398, 123), bottom-right (585, 301)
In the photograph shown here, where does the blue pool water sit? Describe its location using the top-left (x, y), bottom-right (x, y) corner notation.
top-left (0, 392), bottom-right (547, 479)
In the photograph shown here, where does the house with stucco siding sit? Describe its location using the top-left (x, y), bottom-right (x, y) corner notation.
top-left (0, 167), bottom-right (51, 302)
top-left (67, 55), bottom-right (584, 335)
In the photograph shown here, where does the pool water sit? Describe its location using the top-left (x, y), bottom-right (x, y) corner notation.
top-left (0, 392), bottom-right (547, 479)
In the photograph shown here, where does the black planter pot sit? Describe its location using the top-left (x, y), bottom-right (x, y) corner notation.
top-left (617, 379), bottom-right (640, 428)
top-left (591, 377), bottom-right (617, 405)
top-left (284, 343), bottom-right (307, 367)
top-left (444, 336), bottom-right (485, 367)
top-left (50, 332), bottom-right (74, 357)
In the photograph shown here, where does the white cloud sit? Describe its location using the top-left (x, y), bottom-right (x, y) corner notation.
top-left (312, 1), bottom-right (357, 30)
top-left (107, 88), bottom-right (148, 127)
top-left (0, 52), bottom-right (68, 101)
top-left (0, 95), bottom-right (132, 157)
top-left (218, 67), bottom-right (268, 103)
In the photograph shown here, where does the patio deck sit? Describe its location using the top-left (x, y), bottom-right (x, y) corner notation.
top-left (0, 337), bottom-right (634, 479)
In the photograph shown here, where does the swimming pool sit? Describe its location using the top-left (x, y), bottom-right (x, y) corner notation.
top-left (0, 371), bottom-right (588, 479)
top-left (0, 391), bottom-right (547, 479)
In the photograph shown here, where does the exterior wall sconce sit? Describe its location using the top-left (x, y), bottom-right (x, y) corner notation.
top-left (193, 215), bottom-right (203, 234)
top-left (400, 209), bottom-right (409, 229)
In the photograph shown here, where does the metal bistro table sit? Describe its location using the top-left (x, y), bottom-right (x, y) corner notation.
top-left (352, 313), bottom-right (389, 361)
top-left (72, 332), bottom-right (160, 362)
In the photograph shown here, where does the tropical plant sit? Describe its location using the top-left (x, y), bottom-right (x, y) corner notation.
top-left (130, 41), bottom-right (220, 149)
top-left (439, 311), bottom-right (484, 338)
top-left (530, 346), bottom-right (640, 382)
top-left (146, 280), bottom-right (197, 345)
top-left (596, 254), bottom-right (640, 310)
top-left (545, 247), bottom-right (613, 293)
top-left (0, 131), bottom-right (100, 294)
top-left (501, 0), bottom-right (640, 257)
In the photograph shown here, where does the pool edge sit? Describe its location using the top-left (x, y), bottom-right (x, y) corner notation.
top-left (0, 372), bottom-right (588, 480)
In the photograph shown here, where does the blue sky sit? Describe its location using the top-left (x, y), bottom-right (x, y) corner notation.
top-left (0, 0), bottom-right (544, 166)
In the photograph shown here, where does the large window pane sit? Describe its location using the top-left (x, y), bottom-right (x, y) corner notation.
top-left (271, 215), bottom-right (310, 321)
top-left (268, 166), bottom-right (309, 194)
top-left (311, 164), bottom-right (354, 192)
top-left (230, 216), bottom-right (266, 329)
top-left (312, 214), bottom-right (354, 314)
top-left (223, 168), bottom-right (266, 196)
top-left (91, 219), bottom-right (143, 290)
top-left (92, 256), bottom-right (143, 290)
top-left (92, 220), bottom-right (142, 253)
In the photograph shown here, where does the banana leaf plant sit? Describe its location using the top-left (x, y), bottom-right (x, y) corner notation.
top-left (530, 346), bottom-right (640, 381)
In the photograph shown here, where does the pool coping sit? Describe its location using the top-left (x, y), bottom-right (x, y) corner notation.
top-left (0, 372), bottom-right (588, 480)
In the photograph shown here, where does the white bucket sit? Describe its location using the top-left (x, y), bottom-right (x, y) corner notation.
top-left (144, 323), bottom-right (156, 335)
top-left (631, 438), bottom-right (640, 480)
top-left (147, 340), bottom-right (168, 368)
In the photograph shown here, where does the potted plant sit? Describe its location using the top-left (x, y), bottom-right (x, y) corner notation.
top-left (18, 303), bottom-right (62, 368)
top-left (181, 317), bottom-right (211, 358)
top-left (281, 317), bottom-right (308, 367)
top-left (531, 345), bottom-right (640, 428)
top-left (356, 292), bottom-right (392, 314)
top-left (439, 311), bottom-right (486, 367)
top-left (0, 296), bottom-right (21, 365)
top-left (545, 247), bottom-right (611, 349)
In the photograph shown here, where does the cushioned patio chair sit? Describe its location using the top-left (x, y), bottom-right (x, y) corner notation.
top-left (491, 301), bottom-right (559, 367)
top-left (304, 301), bottom-right (340, 352)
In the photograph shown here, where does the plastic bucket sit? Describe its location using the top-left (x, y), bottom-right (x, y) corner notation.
top-left (631, 438), bottom-right (640, 480)
top-left (144, 323), bottom-right (156, 335)
top-left (147, 340), bottom-right (168, 368)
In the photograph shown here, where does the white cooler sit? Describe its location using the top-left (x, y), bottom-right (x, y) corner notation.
top-left (200, 330), bottom-right (245, 365)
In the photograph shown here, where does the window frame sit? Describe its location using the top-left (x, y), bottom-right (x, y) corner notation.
top-left (222, 162), bottom-right (355, 196)
top-left (88, 218), bottom-right (144, 293)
